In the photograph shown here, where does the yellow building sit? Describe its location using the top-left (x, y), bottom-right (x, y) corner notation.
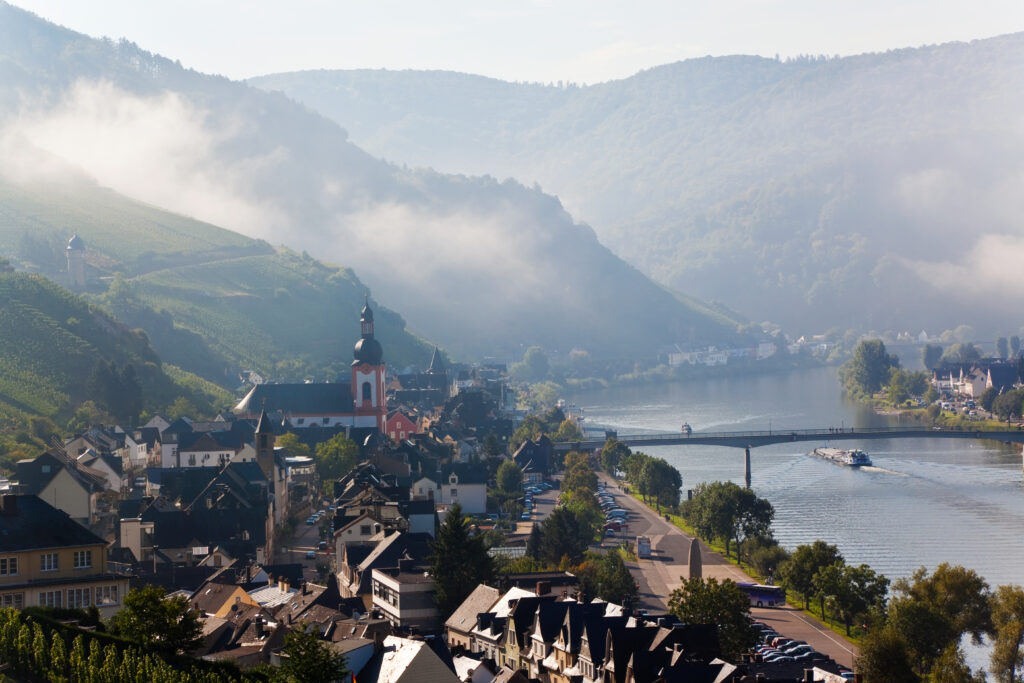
top-left (0, 495), bottom-right (129, 619)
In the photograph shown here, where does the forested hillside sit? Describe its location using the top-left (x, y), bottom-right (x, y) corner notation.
top-left (0, 1), bottom-right (743, 360)
top-left (253, 35), bottom-right (1024, 336)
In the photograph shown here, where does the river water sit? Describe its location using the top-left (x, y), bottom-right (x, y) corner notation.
top-left (570, 366), bottom-right (1023, 665)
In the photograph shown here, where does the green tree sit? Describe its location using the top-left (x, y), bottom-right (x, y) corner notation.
top-left (564, 463), bottom-right (598, 494)
top-left (552, 419), bottom-right (583, 443)
top-left (578, 551), bottom-right (638, 605)
top-left (889, 598), bottom-right (956, 674)
top-left (314, 433), bottom-right (359, 483)
top-left (942, 343), bottom-right (982, 365)
top-left (275, 626), bottom-right (349, 683)
top-left (855, 628), bottom-right (920, 683)
top-left (667, 577), bottom-right (756, 660)
top-left (892, 564), bottom-right (992, 645)
top-left (989, 584), bottom-right (1024, 683)
top-left (525, 524), bottom-right (542, 560)
top-left (814, 563), bottom-right (889, 635)
top-left (981, 387), bottom-right (999, 412)
top-left (841, 339), bottom-right (899, 396)
top-left (540, 507), bottom-right (591, 565)
top-left (277, 432), bottom-right (312, 459)
top-left (924, 385), bottom-right (939, 404)
top-left (1012, 336), bottom-right (1021, 357)
top-left (482, 433), bottom-right (504, 458)
top-left (496, 460), bottom-right (523, 496)
top-left (600, 438), bottom-right (630, 474)
top-left (780, 540), bottom-right (844, 610)
top-left (922, 344), bottom-right (944, 371)
top-left (108, 584), bottom-right (203, 654)
top-left (992, 390), bottom-right (1024, 421)
top-left (511, 346), bottom-right (550, 382)
top-left (429, 503), bottom-right (494, 619)
top-left (932, 643), bottom-right (988, 683)
top-left (997, 337), bottom-right (1010, 360)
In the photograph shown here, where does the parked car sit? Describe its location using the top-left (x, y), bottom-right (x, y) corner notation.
top-left (305, 550), bottom-right (316, 559)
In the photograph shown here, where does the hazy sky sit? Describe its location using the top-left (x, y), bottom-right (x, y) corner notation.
top-left (13, 1), bottom-right (1024, 83)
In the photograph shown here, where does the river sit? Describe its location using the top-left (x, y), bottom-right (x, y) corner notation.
top-left (570, 366), bottom-right (1023, 667)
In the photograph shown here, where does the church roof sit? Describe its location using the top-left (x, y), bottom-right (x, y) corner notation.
top-left (234, 383), bottom-right (354, 417)
top-left (427, 346), bottom-right (446, 373)
top-left (66, 234), bottom-right (85, 250)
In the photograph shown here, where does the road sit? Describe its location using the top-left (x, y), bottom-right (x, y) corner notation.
top-left (279, 509), bottom-right (330, 583)
top-left (596, 473), bottom-right (858, 669)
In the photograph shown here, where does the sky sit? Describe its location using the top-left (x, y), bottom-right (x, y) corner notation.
top-left (11, 0), bottom-right (1024, 84)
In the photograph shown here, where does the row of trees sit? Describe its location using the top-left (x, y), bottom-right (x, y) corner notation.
top-left (855, 563), bottom-right (1024, 682)
top-left (509, 406), bottom-right (583, 450)
top-left (618, 449), bottom-right (682, 512)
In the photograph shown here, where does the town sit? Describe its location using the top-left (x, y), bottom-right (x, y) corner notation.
top-left (0, 303), bottom-right (874, 682)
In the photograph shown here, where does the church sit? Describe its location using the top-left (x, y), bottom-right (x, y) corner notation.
top-left (233, 301), bottom-right (387, 432)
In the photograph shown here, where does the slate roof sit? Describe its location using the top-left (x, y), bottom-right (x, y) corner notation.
top-left (445, 583), bottom-right (500, 632)
top-left (0, 495), bottom-right (107, 551)
top-left (360, 635), bottom-right (461, 683)
top-left (438, 463), bottom-right (489, 485)
top-left (234, 383), bottom-right (354, 417)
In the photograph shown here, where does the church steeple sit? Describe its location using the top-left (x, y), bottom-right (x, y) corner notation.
top-left (427, 346), bottom-right (445, 374)
top-left (353, 296), bottom-right (383, 365)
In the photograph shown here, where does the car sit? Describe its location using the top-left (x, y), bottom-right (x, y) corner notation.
top-left (305, 517), bottom-right (316, 525)
top-left (318, 540), bottom-right (327, 551)
top-left (520, 512), bottom-right (530, 520)
top-left (305, 550), bottom-right (316, 560)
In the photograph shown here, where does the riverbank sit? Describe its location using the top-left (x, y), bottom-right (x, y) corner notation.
top-left (596, 471), bottom-right (860, 668)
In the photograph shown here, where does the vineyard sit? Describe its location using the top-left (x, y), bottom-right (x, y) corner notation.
top-left (0, 272), bottom-right (230, 429)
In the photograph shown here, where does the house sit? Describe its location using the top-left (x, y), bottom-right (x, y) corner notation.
top-left (411, 464), bottom-right (488, 514)
top-left (0, 495), bottom-right (130, 618)
top-left (387, 409), bottom-right (419, 443)
top-left (360, 635), bottom-right (461, 683)
top-left (445, 583), bottom-right (500, 653)
top-left (234, 302), bottom-right (388, 432)
top-left (17, 448), bottom-right (111, 526)
top-left (371, 560), bottom-right (438, 632)
top-left (337, 531), bottom-right (433, 608)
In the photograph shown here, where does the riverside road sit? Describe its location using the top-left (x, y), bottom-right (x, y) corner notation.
top-left (597, 472), bottom-right (859, 669)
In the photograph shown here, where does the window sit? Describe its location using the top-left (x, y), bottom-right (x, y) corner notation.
top-left (360, 525), bottom-right (371, 535)
top-left (296, 418), bottom-right (305, 425)
top-left (362, 382), bottom-right (372, 401)
top-left (322, 417), bottom-right (329, 424)
top-left (41, 465), bottom-right (50, 473)
top-left (40, 553), bottom-right (58, 572)
top-left (0, 557), bottom-right (18, 576)
top-left (96, 585), bottom-right (119, 606)
top-left (0, 593), bottom-right (24, 609)
top-left (450, 488), bottom-right (458, 498)
top-left (39, 591), bottom-right (61, 608)
top-left (73, 550), bottom-right (92, 569)
top-left (67, 588), bottom-right (91, 608)
top-left (187, 454), bottom-right (196, 466)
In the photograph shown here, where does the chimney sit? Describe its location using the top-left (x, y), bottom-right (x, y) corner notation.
top-left (803, 671), bottom-right (814, 683)
top-left (535, 581), bottom-right (551, 596)
top-left (255, 616), bottom-right (264, 636)
top-left (302, 582), bottom-right (309, 595)
top-left (0, 495), bottom-right (17, 516)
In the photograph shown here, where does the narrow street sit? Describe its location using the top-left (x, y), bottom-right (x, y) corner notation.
top-left (597, 473), bottom-right (858, 669)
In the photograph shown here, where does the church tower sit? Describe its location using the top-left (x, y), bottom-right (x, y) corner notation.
top-left (255, 406), bottom-right (276, 483)
top-left (351, 298), bottom-right (386, 432)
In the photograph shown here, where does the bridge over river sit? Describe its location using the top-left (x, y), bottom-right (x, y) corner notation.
top-left (555, 426), bottom-right (1024, 488)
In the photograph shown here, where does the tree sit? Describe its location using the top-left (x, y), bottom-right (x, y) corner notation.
top-left (981, 387), bottom-right (999, 412)
top-left (855, 628), bottom-right (920, 683)
top-left (922, 344), bottom-right (944, 371)
top-left (552, 419), bottom-right (583, 442)
top-left (600, 438), bottom-right (630, 474)
top-left (496, 460), bottom-right (523, 496)
top-left (314, 433), bottom-right (359, 483)
top-left (482, 433), bottom-right (504, 459)
top-left (540, 507), bottom-right (591, 565)
top-left (998, 337), bottom-right (1010, 360)
top-left (275, 627), bottom-right (349, 683)
top-left (814, 563), bottom-right (889, 635)
top-left (564, 463), bottom-right (598, 495)
top-left (889, 598), bottom-right (956, 674)
top-left (1012, 336), bottom-right (1021, 357)
top-left (892, 564), bottom-right (992, 644)
top-left (841, 339), bottom-right (899, 396)
top-left (525, 523), bottom-right (542, 560)
top-left (429, 503), bottom-right (494, 618)
top-left (989, 584), bottom-right (1024, 683)
top-left (993, 390), bottom-right (1024, 422)
top-left (108, 584), bottom-right (203, 654)
top-left (780, 540), bottom-right (843, 610)
top-left (668, 577), bottom-right (756, 660)
top-left (932, 644), bottom-right (988, 683)
top-left (942, 343), bottom-right (982, 365)
top-left (277, 432), bottom-right (312, 460)
top-left (511, 346), bottom-right (550, 382)
top-left (578, 551), bottom-right (638, 605)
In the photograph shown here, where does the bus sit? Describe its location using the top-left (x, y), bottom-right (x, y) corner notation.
top-left (636, 536), bottom-right (652, 559)
top-left (736, 582), bottom-right (785, 608)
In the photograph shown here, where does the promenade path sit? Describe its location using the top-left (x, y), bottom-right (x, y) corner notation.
top-left (598, 473), bottom-right (858, 668)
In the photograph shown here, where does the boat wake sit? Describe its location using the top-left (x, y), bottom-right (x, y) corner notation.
top-left (858, 465), bottom-right (907, 476)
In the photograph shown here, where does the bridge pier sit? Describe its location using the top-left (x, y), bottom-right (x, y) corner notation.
top-left (744, 448), bottom-right (751, 489)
